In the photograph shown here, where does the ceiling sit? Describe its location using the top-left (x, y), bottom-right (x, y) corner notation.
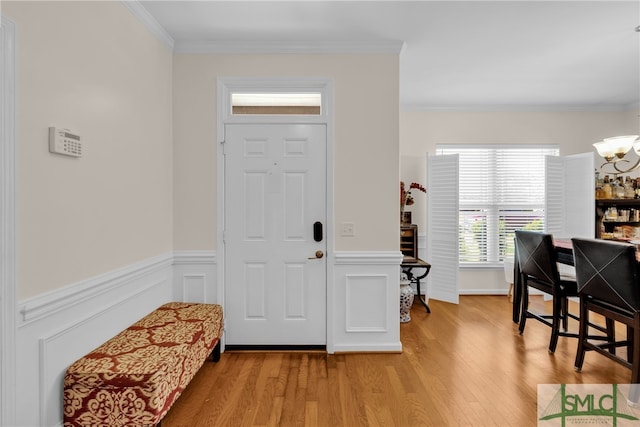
top-left (139, 1), bottom-right (640, 111)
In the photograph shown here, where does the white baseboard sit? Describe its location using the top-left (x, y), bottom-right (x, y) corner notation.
top-left (459, 289), bottom-right (510, 295)
top-left (333, 342), bottom-right (403, 353)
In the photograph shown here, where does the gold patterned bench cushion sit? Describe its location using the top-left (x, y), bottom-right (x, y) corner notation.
top-left (64, 302), bottom-right (223, 427)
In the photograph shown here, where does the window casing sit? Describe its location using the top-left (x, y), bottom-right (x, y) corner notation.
top-left (436, 145), bottom-right (560, 265)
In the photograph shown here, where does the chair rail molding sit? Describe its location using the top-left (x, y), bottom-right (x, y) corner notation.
top-left (1, 15), bottom-right (17, 426)
top-left (173, 250), bottom-right (216, 265)
top-left (334, 251), bottom-right (403, 265)
top-left (18, 253), bottom-right (174, 325)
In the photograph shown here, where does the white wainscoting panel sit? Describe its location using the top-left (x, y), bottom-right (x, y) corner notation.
top-left (332, 251), bottom-right (403, 353)
top-left (173, 251), bottom-right (217, 304)
top-left (345, 274), bottom-right (388, 332)
top-left (16, 253), bottom-right (175, 427)
top-left (183, 274), bottom-right (207, 302)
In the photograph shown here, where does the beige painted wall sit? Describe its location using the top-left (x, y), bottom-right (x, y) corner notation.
top-left (173, 53), bottom-right (400, 252)
top-left (401, 110), bottom-right (631, 156)
top-left (623, 108), bottom-right (640, 134)
top-left (400, 109), bottom-right (636, 292)
top-left (4, 1), bottom-right (174, 299)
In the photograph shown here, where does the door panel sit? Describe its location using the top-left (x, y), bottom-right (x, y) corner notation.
top-left (224, 124), bottom-right (327, 345)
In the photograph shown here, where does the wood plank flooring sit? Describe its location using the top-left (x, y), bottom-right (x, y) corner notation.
top-left (161, 295), bottom-right (632, 427)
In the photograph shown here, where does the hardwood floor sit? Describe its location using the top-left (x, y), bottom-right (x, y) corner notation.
top-left (162, 295), bottom-right (632, 427)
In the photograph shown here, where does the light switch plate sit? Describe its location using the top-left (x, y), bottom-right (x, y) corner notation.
top-left (341, 222), bottom-right (355, 237)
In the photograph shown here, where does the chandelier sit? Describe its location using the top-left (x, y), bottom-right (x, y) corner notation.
top-left (593, 135), bottom-right (640, 174)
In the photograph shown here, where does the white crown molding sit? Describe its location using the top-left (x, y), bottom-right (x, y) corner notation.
top-left (175, 40), bottom-right (404, 55)
top-left (401, 102), bottom-right (640, 113)
top-left (334, 251), bottom-right (403, 265)
top-left (122, 0), bottom-right (175, 51)
top-left (625, 101), bottom-right (640, 111)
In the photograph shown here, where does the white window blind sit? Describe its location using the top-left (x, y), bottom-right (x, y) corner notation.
top-left (436, 145), bottom-right (559, 264)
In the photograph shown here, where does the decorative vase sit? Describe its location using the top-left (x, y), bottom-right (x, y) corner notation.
top-left (400, 273), bottom-right (414, 322)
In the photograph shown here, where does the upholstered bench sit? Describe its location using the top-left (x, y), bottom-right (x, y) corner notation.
top-left (63, 302), bottom-right (223, 427)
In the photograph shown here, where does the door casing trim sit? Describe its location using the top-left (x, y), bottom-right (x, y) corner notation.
top-left (1, 15), bottom-right (17, 426)
top-left (216, 77), bottom-right (335, 352)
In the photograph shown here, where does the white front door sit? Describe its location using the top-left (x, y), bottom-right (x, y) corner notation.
top-left (224, 123), bottom-right (327, 345)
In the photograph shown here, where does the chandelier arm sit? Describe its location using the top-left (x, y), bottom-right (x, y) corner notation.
top-left (613, 157), bottom-right (640, 174)
top-left (597, 159), bottom-right (640, 175)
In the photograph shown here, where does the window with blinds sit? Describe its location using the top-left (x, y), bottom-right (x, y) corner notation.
top-left (436, 145), bottom-right (560, 264)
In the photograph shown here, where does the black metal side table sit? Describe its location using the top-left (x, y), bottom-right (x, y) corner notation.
top-left (401, 256), bottom-right (432, 313)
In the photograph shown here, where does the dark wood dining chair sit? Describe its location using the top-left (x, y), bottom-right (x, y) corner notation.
top-left (572, 238), bottom-right (640, 401)
top-left (515, 230), bottom-right (581, 353)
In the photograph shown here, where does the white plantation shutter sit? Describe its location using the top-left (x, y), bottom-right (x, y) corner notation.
top-left (427, 154), bottom-right (459, 304)
top-left (563, 153), bottom-right (595, 238)
top-left (436, 145), bottom-right (559, 265)
top-left (545, 155), bottom-right (565, 236)
top-left (546, 152), bottom-right (595, 239)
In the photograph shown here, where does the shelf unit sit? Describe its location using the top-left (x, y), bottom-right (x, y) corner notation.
top-left (401, 224), bottom-right (418, 260)
top-left (596, 198), bottom-right (640, 240)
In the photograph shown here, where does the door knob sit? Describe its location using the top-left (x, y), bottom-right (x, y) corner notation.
top-left (308, 250), bottom-right (324, 259)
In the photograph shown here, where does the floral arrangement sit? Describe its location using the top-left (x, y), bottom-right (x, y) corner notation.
top-left (400, 181), bottom-right (426, 211)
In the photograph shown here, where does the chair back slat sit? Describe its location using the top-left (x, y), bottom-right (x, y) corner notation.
top-left (515, 230), bottom-right (560, 287)
top-left (572, 238), bottom-right (640, 312)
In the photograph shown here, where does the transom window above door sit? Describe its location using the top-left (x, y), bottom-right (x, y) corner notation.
top-left (219, 78), bottom-right (331, 124)
top-left (231, 93), bottom-right (322, 115)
